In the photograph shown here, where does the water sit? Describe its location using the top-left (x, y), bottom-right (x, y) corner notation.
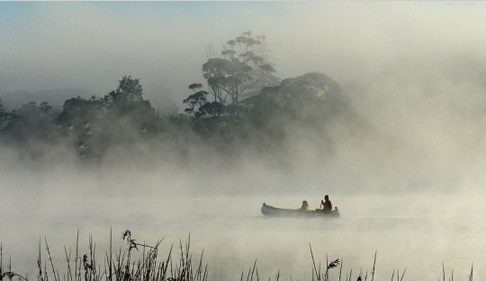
top-left (1, 191), bottom-right (484, 281)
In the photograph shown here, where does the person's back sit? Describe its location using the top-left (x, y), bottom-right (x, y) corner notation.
top-left (321, 195), bottom-right (332, 212)
top-left (300, 200), bottom-right (309, 211)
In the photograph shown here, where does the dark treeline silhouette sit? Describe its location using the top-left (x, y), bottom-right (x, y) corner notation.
top-left (0, 32), bottom-right (350, 160)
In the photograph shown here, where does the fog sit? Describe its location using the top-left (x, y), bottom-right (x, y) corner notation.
top-left (1, 2), bottom-right (486, 281)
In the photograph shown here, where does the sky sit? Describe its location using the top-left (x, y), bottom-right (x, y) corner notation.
top-left (1, 2), bottom-right (486, 112)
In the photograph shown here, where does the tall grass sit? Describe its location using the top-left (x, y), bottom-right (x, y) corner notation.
top-left (0, 231), bottom-right (475, 281)
top-left (1, 230), bottom-right (207, 281)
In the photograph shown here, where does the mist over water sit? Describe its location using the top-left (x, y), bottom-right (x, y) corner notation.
top-left (1, 2), bottom-right (486, 281)
top-left (1, 189), bottom-right (485, 280)
top-left (1, 137), bottom-right (485, 280)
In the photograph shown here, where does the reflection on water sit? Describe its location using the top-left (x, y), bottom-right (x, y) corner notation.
top-left (1, 194), bottom-right (484, 280)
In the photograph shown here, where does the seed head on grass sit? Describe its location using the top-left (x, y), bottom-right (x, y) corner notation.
top-left (327, 259), bottom-right (340, 270)
top-left (1, 270), bottom-right (28, 280)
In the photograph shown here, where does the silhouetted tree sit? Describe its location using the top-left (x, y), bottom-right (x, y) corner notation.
top-left (0, 98), bottom-right (4, 114)
top-left (56, 76), bottom-right (159, 157)
top-left (108, 76), bottom-right (143, 102)
top-left (0, 98), bottom-right (12, 132)
top-left (183, 83), bottom-right (209, 117)
top-left (2, 101), bottom-right (58, 143)
top-left (244, 72), bottom-right (345, 135)
top-left (201, 31), bottom-right (274, 108)
top-left (197, 101), bottom-right (224, 119)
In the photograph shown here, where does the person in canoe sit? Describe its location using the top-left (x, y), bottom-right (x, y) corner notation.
top-left (320, 195), bottom-right (332, 212)
top-left (299, 200), bottom-right (309, 211)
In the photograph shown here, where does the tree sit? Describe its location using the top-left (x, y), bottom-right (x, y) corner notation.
top-left (108, 76), bottom-right (143, 102)
top-left (56, 76), bottom-right (159, 158)
top-left (0, 98), bottom-right (12, 132)
top-left (0, 98), bottom-right (4, 114)
top-left (180, 32), bottom-right (281, 142)
top-left (245, 72), bottom-right (345, 132)
top-left (203, 58), bottom-right (251, 105)
top-left (197, 101), bottom-right (224, 119)
top-left (201, 31), bottom-right (274, 108)
top-left (183, 83), bottom-right (227, 119)
top-left (2, 101), bottom-right (58, 143)
top-left (183, 83), bottom-right (208, 116)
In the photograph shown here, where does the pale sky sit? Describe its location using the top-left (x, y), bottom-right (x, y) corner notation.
top-left (1, 2), bottom-right (486, 111)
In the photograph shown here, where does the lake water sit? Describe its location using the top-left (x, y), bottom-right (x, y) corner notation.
top-left (1, 189), bottom-right (484, 281)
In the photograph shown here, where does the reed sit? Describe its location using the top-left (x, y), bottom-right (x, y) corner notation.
top-left (0, 232), bottom-right (476, 281)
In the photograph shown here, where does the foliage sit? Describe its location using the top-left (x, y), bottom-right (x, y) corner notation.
top-left (1, 101), bottom-right (58, 143)
top-left (201, 31), bottom-right (274, 106)
top-left (0, 98), bottom-right (12, 132)
top-left (0, 32), bottom-right (351, 160)
top-left (245, 72), bottom-right (344, 127)
top-left (183, 84), bottom-right (209, 117)
top-left (41, 76), bottom-right (158, 157)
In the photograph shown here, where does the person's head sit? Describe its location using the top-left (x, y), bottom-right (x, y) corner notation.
top-left (302, 200), bottom-right (308, 206)
top-left (324, 195), bottom-right (329, 201)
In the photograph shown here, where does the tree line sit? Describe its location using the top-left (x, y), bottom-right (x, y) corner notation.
top-left (0, 32), bottom-right (347, 159)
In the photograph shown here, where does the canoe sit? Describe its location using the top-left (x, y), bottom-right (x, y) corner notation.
top-left (261, 203), bottom-right (340, 218)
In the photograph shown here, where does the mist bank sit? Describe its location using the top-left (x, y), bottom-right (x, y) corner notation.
top-left (0, 32), bottom-right (357, 172)
top-left (1, 30), bottom-right (486, 195)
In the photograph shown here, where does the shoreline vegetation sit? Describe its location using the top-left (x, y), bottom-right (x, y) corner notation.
top-left (0, 32), bottom-right (351, 163)
top-left (0, 230), bottom-right (474, 281)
